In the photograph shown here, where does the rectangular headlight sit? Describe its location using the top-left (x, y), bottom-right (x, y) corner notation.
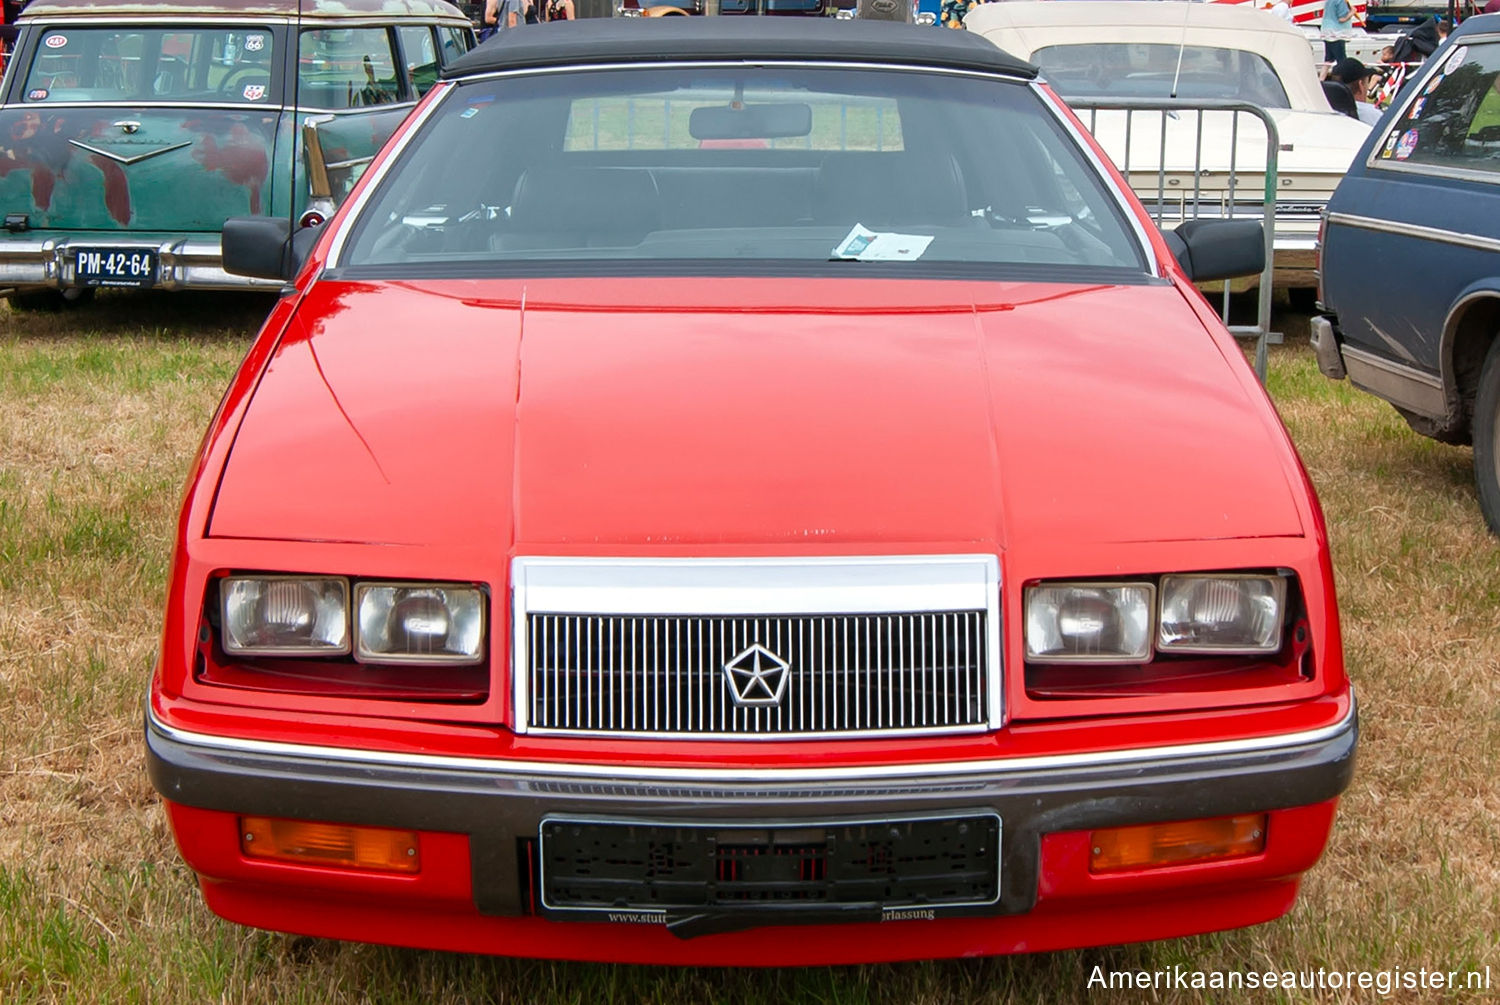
top-left (1025, 582), bottom-right (1154, 663)
top-left (355, 583), bottom-right (485, 664)
top-left (221, 576), bottom-right (350, 655)
top-left (1157, 574), bottom-right (1286, 653)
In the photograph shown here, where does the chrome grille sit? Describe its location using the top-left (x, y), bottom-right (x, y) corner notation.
top-left (525, 611), bottom-right (988, 738)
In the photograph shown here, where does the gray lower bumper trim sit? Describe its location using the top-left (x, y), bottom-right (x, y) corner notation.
top-left (146, 700), bottom-right (1356, 919)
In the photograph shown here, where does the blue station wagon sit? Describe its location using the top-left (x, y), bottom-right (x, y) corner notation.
top-left (1313, 12), bottom-right (1500, 533)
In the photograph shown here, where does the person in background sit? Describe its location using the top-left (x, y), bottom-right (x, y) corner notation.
top-left (545, 0), bottom-right (574, 19)
top-left (1330, 57), bottom-right (1385, 124)
top-left (480, 0), bottom-right (518, 40)
top-left (1321, 0), bottom-right (1357, 63)
top-left (1322, 75), bottom-right (1360, 118)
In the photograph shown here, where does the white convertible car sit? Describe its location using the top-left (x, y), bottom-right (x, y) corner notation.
top-left (967, 2), bottom-right (1372, 293)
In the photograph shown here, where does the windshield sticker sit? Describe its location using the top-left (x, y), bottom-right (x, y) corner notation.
top-left (1395, 129), bottom-right (1419, 160)
top-left (243, 84), bottom-right (266, 100)
top-left (831, 223), bottom-right (934, 262)
top-left (44, 34), bottom-right (67, 48)
top-left (244, 34), bottom-right (266, 52)
top-left (1409, 97), bottom-right (1426, 120)
top-left (26, 88), bottom-right (48, 101)
top-left (1381, 132), bottom-right (1399, 158)
top-left (1445, 46), bottom-right (1468, 74)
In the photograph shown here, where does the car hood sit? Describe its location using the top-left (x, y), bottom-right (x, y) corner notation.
top-left (207, 277), bottom-right (1305, 549)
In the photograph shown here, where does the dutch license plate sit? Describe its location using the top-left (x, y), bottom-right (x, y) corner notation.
top-left (75, 247), bottom-right (156, 288)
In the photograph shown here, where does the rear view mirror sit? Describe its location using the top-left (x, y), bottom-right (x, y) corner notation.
top-left (689, 103), bottom-right (812, 141)
top-left (222, 216), bottom-right (323, 282)
top-left (1163, 219), bottom-right (1265, 283)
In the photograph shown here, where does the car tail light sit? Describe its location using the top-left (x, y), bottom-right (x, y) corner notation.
top-left (240, 816), bottom-right (419, 873)
top-left (1089, 814), bottom-right (1266, 873)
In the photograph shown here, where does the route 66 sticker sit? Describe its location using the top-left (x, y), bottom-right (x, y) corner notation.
top-left (244, 34), bottom-right (265, 52)
top-left (1381, 132), bottom-right (1399, 158)
top-left (243, 84), bottom-right (266, 100)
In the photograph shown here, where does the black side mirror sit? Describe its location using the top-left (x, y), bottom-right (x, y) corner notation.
top-left (222, 216), bottom-right (323, 282)
top-left (1163, 219), bottom-right (1265, 283)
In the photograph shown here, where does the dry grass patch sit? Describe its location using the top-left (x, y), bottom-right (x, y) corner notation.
top-left (0, 296), bottom-right (1496, 1003)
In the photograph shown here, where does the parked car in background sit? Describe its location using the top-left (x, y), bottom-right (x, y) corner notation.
top-left (145, 17), bottom-right (1355, 965)
top-left (0, 0), bottom-right (472, 310)
top-left (967, 1), bottom-right (1371, 296)
top-left (1314, 13), bottom-right (1500, 534)
top-left (615, 0), bottom-right (844, 16)
top-left (1212, 0), bottom-right (1368, 27)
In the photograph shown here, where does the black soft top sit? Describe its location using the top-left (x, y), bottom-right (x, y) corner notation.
top-left (442, 17), bottom-right (1037, 80)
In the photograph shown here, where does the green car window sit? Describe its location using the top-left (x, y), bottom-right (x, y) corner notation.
top-left (398, 26), bottom-right (439, 98)
top-left (299, 27), bottom-right (402, 109)
top-left (23, 27), bottom-right (276, 104)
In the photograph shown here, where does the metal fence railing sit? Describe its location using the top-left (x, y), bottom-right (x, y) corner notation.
top-left (1068, 98), bottom-right (1281, 381)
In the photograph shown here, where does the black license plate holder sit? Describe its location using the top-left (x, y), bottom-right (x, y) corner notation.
top-left (537, 812), bottom-right (1000, 920)
top-left (74, 247), bottom-right (157, 288)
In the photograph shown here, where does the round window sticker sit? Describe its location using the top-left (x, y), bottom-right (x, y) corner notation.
top-left (44, 34), bottom-right (67, 48)
top-left (26, 87), bottom-right (48, 101)
top-left (1395, 129), bottom-right (1419, 160)
top-left (1425, 73), bottom-right (1444, 95)
top-left (244, 34), bottom-right (265, 52)
top-left (1445, 46), bottom-right (1468, 74)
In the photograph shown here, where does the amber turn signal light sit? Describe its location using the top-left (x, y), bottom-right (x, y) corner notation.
top-left (1089, 813), bottom-right (1266, 873)
top-left (240, 816), bottom-right (419, 874)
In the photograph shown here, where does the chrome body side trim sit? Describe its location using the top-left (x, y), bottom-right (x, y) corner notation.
top-left (145, 693), bottom-right (1356, 785)
top-left (1341, 343), bottom-right (1446, 416)
top-left (1327, 211), bottom-right (1500, 256)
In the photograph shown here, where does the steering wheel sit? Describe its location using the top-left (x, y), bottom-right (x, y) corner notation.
top-left (218, 66), bottom-right (270, 96)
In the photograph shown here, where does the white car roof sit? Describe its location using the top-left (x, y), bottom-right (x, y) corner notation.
top-left (965, 1), bottom-right (1331, 112)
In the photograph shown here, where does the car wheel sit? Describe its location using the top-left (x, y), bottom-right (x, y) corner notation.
top-left (4, 288), bottom-right (96, 312)
top-left (1474, 338), bottom-right (1500, 535)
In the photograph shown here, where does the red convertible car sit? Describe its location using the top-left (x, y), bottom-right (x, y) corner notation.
top-left (146, 18), bottom-right (1356, 964)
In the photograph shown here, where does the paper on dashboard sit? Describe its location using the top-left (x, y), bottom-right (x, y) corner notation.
top-left (831, 223), bottom-right (934, 262)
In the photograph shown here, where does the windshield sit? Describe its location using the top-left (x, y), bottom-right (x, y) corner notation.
top-left (339, 66), bottom-right (1148, 278)
top-left (1033, 43), bottom-right (1290, 108)
top-left (24, 27), bottom-right (277, 104)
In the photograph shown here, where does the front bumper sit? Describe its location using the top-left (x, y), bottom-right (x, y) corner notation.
top-left (0, 233), bottom-right (282, 293)
top-left (147, 696), bottom-right (1356, 962)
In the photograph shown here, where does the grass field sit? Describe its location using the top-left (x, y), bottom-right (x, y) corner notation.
top-left (1, 292), bottom-right (1497, 1003)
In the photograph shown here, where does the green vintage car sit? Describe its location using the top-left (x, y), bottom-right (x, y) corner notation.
top-left (0, 0), bottom-right (473, 309)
